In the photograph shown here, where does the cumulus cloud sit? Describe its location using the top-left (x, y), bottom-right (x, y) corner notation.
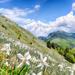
top-left (0, 7), bottom-right (38, 17)
top-left (0, 6), bottom-right (61, 36)
top-left (23, 12), bottom-right (75, 36)
top-left (49, 12), bottom-right (75, 33)
top-left (34, 5), bottom-right (40, 10)
top-left (23, 20), bottom-right (50, 36)
top-left (0, 0), bottom-right (10, 3)
top-left (23, 2), bottom-right (75, 36)
top-left (0, 8), bottom-right (27, 25)
top-left (72, 3), bottom-right (75, 11)
top-left (0, 5), bottom-right (40, 25)
top-left (0, 8), bottom-right (26, 17)
top-left (0, 3), bottom-right (75, 37)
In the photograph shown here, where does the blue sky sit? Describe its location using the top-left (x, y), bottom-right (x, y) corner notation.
top-left (0, 0), bottom-right (74, 22)
top-left (0, 0), bottom-right (75, 36)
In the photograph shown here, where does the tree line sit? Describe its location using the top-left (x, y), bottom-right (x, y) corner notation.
top-left (47, 41), bottom-right (75, 63)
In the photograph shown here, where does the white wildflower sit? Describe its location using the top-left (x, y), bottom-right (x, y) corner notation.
top-left (5, 62), bottom-right (9, 66)
top-left (31, 73), bottom-right (36, 75)
top-left (72, 64), bottom-right (75, 71)
top-left (58, 63), bottom-right (65, 71)
top-left (1, 43), bottom-right (11, 55)
top-left (66, 66), bottom-right (74, 75)
top-left (17, 51), bottom-right (31, 68)
top-left (17, 53), bottom-right (24, 60)
top-left (24, 51), bottom-right (31, 61)
top-left (37, 52), bottom-right (49, 69)
top-left (69, 69), bottom-right (74, 75)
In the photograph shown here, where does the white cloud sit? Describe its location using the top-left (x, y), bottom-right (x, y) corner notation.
top-left (0, 8), bottom-right (26, 17)
top-left (23, 20), bottom-right (51, 36)
top-left (0, 8), bottom-right (27, 25)
top-left (23, 12), bottom-right (75, 36)
top-left (49, 12), bottom-right (75, 33)
top-left (34, 5), bottom-right (40, 10)
top-left (72, 3), bottom-right (75, 10)
top-left (23, 2), bottom-right (75, 36)
top-left (0, 6), bottom-right (40, 25)
top-left (0, 8), bottom-right (36, 17)
top-left (0, 3), bottom-right (75, 37)
top-left (0, 5), bottom-right (42, 36)
top-left (0, 0), bottom-right (10, 3)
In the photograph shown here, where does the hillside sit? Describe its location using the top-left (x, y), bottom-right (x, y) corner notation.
top-left (42, 31), bottom-right (75, 63)
top-left (0, 16), bottom-right (75, 75)
top-left (47, 31), bottom-right (75, 48)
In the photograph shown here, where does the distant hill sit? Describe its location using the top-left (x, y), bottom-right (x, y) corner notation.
top-left (48, 30), bottom-right (75, 39)
top-left (39, 30), bottom-right (75, 49)
top-left (47, 31), bottom-right (75, 49)
top-left (39, 30), bottom-right (75, 63)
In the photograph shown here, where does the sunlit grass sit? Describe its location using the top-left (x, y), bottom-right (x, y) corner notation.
top-left (0, 64), bottom-right (30, 75)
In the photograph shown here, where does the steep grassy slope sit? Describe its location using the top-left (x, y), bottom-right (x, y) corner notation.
top-left (0, 16), bottom-right (68, 61)
top-left (0, 16), bottom-right (47, 52)
top-left (0, 16), bottom-right (75, 75)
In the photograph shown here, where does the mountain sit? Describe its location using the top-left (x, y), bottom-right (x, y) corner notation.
top-left (41, 30), bottom-right (75, 63)
top-left (38, 36), bottom-right (47, 41)
top-left (48, 30), bottom-right (75, 39)
top-left (46, 30), bottom-right (75, 49)
top-left (39, 30), bottom-right (75, 48)
top-left (0, 16), bottom-right (75, 75)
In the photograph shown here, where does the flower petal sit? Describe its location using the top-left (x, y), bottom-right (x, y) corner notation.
top-left (43, 57), bottom-right (47, 62)
top-left (17, 53), bottom-right (24, 60)
top-left (24, 51), bottom-right (31, 60)
top-left (37, 63), bottom-right (42, 68)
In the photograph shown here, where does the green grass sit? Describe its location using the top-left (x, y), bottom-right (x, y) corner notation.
top-left (0, 16), bottom-right (47, 52)
top-left (47, 38), bottom-right (75, 63)
top-left (0, 15), bottom-right (73, 75)
top-left (0, 16), bottom-right (71, 63)
top-left (0, 64), bottom-right (30, 75)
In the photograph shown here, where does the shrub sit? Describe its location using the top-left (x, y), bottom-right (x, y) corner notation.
top-left (65, 48), bottom-right (75, 63)
top-left (47, 41), bottom-right (75, 63)
top-left (65, 53), bottom-right (75, 63)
